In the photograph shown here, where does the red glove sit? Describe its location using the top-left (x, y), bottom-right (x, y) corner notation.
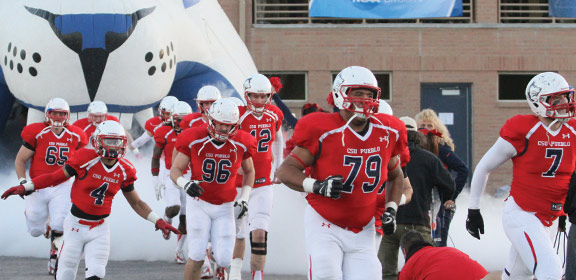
top-left (155, 219), bottom-right (181, 236)
top-left (1, 185), bottom-right (27, 199)
top-left (269, 77), bottom-right (282, 93)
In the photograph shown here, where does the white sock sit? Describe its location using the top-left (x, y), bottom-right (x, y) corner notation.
top-left (252, 270), bottom-right (263, 280)
top-left (230, 258), bottom-right (243, 276)
top-left (176, 234), bottom-right (186, 251)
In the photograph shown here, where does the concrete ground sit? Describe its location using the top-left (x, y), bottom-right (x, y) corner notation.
top-left (0, 256), bottom-right (307, 280)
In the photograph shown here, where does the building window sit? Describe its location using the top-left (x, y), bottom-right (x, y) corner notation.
top-left (500, 0), bottom-right (576, 23)
top-left (498, 73), bottom-right (538, 100)
top-left (253, 0), bottom-right (474, 24)
top-left (331, 72), bottom-right (391, 100)
top-left (262, 72), bottom-right (307, 101)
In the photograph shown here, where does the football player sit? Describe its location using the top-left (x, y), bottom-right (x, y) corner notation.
top-left (171, 98), bottom-right (256, 280)
top-left (277, 66), bottom-right (406, 280)
top-left (14, 97), bottom-right (88, 275)
top-left (180, 85), bottom-right (222, 129)
top-left (466, 72), bottom-right (576, 280)
top-left (3, 121), bottom-right (178, 279)
top-left (131, 96), bottom-right (178, 149)
top-left (152, 101), bottom-right (193, 264)
top-left (230, 74), bottom-right (284, 280)
top-left (73, 101), bottom-right (120, 148)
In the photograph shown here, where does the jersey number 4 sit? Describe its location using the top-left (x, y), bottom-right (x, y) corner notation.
top-left (342, 155), bottom-right (382, 193)
top-left (90, 183), bottom-right (109, 206)
top-left (45, 146), bottom-right (69, 166)
top-left (542, 148), bottom-right (563, 177)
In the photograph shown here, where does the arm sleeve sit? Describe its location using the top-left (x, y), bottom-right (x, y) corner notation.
top-left (469, 137), bottom-right (516, 209)
top-left (271, 128), bottom-right (284, 172)
top-left (272, 94), bottom-right (298, 129)
top-left (131, 132), bottom-right (153, 149)
top-left (439, 145), bottom-right (469, 200)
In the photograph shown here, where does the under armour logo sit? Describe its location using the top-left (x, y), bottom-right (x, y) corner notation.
top-left (321, 222), bottom-right (331, 228)
top-left (266, 118), bottom-right (273, 122)
top-left (380, 136), bottom-right (389, 142)
top-left (563, 133), bottom-right (570, 139)
top-left (71, 227), bottom-right (79, 232)
top-left (230, 149), bottom-right (236, 153)
top-left (113, 173), bottom-right (121, 178)
top-left (67, 137), bottom-right (73, 142)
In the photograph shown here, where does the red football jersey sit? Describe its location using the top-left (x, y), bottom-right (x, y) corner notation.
top-left (21, 123), bottom-right (88, 179)
top-left (181, 112), bottom-right (207, 129)
top-left (154, 125), bottom-right (181, 169)
top-left (176, 127), bottom-right (256, 205)
top-left (501, 115), bottom-right (576, 221)
top-left (144, 116), bottom-right (164, 135)
top-left (66, 148), bottom-right (137, 216)
top-left (237, 105), bottom-right (284, 187)
top-left (292, 112), bottom-right (408, 230)
top-left (73, 115), bottom-right (120, 146)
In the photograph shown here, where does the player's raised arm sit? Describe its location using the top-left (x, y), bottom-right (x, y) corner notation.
top-left (2, 166), bottom-right (73, 199)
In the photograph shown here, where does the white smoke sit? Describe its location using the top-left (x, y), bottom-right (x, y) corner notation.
top-left (0, 152), bottom-right (569, 275)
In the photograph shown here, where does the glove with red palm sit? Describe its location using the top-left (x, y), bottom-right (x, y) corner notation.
top-left (155, 219), bottom-right (181, 236)
top-left (2, 185), bottom-right (28, 199)
top-left (269, 77), bottom-right (282, 94)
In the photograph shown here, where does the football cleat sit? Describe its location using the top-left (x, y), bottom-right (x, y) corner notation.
top-left (175, 249), bottom-right (186, 264)
top-left (215, 266), bottom-right (228, 280)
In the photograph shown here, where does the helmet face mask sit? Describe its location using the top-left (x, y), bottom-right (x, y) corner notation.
top-left (332, 66), bottom-right (381, 119)
top-left (45, 98), bottom-right (70, 128)
top-left (526, 72), bottom-right (576, 120)
top-left (94, 121), bottom-right (127, 160)
top-left (207, 98), bottom-right (240, 142)
top-left (244, 74), bottom-right (273, 113)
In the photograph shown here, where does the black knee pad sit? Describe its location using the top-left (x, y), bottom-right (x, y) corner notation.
top-left (250, 231), bottom-right (268, 256)
top-left (86, 276), bottom-right (101, 280)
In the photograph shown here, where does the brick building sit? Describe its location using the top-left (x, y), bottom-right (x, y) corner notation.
top-left (220, 0), bottom-right (576, 193)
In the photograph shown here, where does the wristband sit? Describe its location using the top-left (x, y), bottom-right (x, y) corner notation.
top-left (239, 185), bottom-right (252, 202)
top-left (146, 212), bottom-right (160, 224)
top-left (385, 201), bottom-right (398, 212)
top-left (23, 181), bottom-right (35, 191)
top-left (302, 178), bottom-right (316, 193)
top-left (18, 177), bottom-right (27, 184)
top-left (176, 176), bottom-right (188, 189)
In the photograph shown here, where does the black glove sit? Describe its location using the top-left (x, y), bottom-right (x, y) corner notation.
top-left (313, 176), bottom-right (344, 199)
top-left (381, 207), bottom-right (397, 235)
top-left (184, 181), bottom-right (204, 197)
top-left (559, 215), bottom-right (567, 232)
top-left (466, 209), bottom-right (484, 240)
top-left (234, 200), bottom-right (248, 219)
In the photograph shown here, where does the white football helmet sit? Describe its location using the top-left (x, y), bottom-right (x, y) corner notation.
top-left (170, 101), bottom-right (192, 131)
top-left (93, 121), bottom-right (127, 159)
top-left (158, 96), bottom-right (179, 122)
top-left (207, 98), bottom-right (240, 142)
top-left (332, 66), bottom-right (381, 118)
top-left (378, 99), bottom-right (393, 115)
top-left (196, 86), bottom-right (222, 115)
top-left (44, 97), bottom-right (70, 127)
top-left (526, 72), bottom-right (575, 119)
top-left (87, 101), bottom-right (108, 125)
top-left (244, 74), bottom-right (273, 113)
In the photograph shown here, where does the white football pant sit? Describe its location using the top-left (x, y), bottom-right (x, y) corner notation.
top-left (25, 179), bottom-right (73, 235)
